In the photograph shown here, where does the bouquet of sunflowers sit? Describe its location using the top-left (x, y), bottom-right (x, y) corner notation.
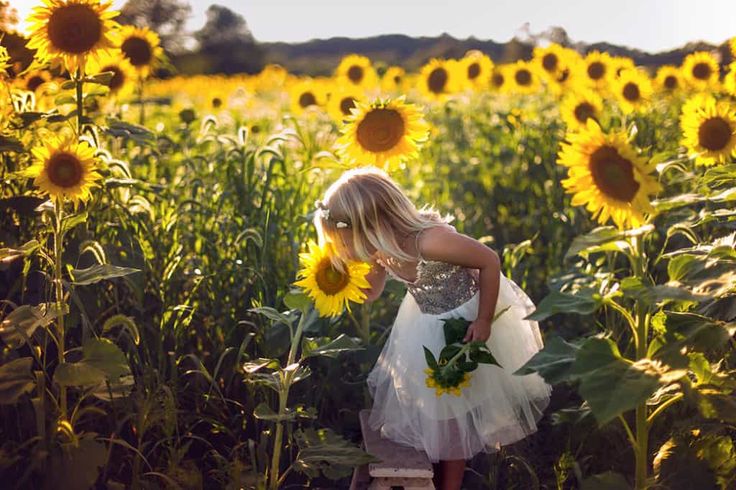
top-left (423, 306), bottom-right (510, 396)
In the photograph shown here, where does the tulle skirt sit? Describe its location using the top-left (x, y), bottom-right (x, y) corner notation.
top-left (365, 272), bottom-right (552, 463)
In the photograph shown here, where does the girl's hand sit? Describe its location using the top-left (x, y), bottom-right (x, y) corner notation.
top-left (463, 318), bottom-right (492, 343)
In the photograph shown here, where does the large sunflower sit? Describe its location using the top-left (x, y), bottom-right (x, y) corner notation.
top-left (557, 119), bottom-right (662, 230)
top-left (22, 134), bottom-right (102, 207)
top-left (509, 60), bottom-right (541, 95)
top-left (25, 0), bottom-right (120, 76)
top-left (334, 54), bottom-right (378, 89)
top-left (335, 96), bottom-right (430, 171)
top-left (560, 88), bottom-right (603, 131)
top-left (680, 95), bottom-right (736, 166)
top-left (612, 68), bottom-right (653, 114)
top-left (459, 50), bottom-right (494, 90)
top-left (293, 240), bottom-right (371, 318)
top-left (654, 65), bottom-right (683, 94)
top-left (418, 58), bottom-right (460, 101)
top-left (681, 51), bottom-right (719, 90)
top-left (118, 25), bottom-right (164, 78)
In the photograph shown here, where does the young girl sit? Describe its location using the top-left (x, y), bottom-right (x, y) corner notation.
top-left (314, 166), bottom-right (552, 490)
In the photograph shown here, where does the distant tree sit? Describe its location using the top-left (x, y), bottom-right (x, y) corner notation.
top-left (119, 0), bottom-right (192, 54)
top-left (193, 5), bottom-right (264, 74)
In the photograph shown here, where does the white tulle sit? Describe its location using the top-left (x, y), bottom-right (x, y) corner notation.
top-left (366, 271), bottom-right (552, 463)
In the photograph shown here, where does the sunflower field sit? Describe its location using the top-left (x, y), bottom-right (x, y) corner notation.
top-left (1, 1), bottom-right (735, 489)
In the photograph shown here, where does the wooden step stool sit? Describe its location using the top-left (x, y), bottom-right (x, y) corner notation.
top-left (350, 409), bottom-right (435, 490)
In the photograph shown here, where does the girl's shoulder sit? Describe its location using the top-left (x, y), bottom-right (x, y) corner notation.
top-left (416, 221), bottom-right (457, 261)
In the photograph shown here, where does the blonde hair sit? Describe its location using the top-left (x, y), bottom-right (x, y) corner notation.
top-left (314, 166), bottom-right (453, 273)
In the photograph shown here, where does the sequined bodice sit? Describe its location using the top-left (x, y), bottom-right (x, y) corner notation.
top-left (380, 258), bottom-right (480, 314)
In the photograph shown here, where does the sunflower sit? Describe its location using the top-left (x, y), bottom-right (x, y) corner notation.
top-left (0, 45), bottom-right (9, 77)
top-left (334, 54), bottom-right (377, 89)
top-left (610, 56), bottom-right (635, 80)
top-left (680, 95), bottom-right (736, 166)
top-left (380, 66), bottom-right (406, 93)
top-left (326, 85), bottom-right (363, 123)
top-left (118, 25), bottom-right (164, 78)
top-left (557, 119), bottom-right (662, 229)
top-left (681, 51), bottom-right (720, 90)
top-left (509, 60), bottom-right (541, 95)
top-left (418, 58), bottom-right (460, 101)
top-left (723, 62), bottom-right (736, 97)
top-left (21, 134), bottom-right (102, 208)
top-left (89, 50), bottom-right (136, 98)
top-left (560, 88), bottom-right (603, 131)
top-left (293, 240), bottom-right (371, 318)
top-left (533, 43), bottom-right (568, 81)
top-left (583, 50), bottom-right (613, 90)
top-left (612, 68), bottom-right (653, 114)
top-left (16, 68), bottom-right (53, 93)
top-left (25, 0), bottom-right (120, 76)
top-left (459, 50), bottom-right (494, 90)
top-left (289, 78), bottom-right (326, 115)
top-left (654, 65), bottom-right (683, 94)
top-left (335, 96), bottom-right (430, 171)
top-left (489, 65), bottom-right (509, 93)
top-left (424, 367), bottom-right (472, 397)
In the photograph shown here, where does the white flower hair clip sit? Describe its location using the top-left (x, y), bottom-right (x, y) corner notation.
top-left (315, 200), bottom-right (351, 228)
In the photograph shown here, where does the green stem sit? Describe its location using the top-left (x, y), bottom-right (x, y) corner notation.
top-left (631, 235), bottom-right (650, 490)
top-left (75, 71), bottom-right (84, 137)
top-left (53, 200), bottom-right (67, 420)
top-left (138, 78), bottom-right (145, 126)
top-left (647, 393), bottom-right (684, 428)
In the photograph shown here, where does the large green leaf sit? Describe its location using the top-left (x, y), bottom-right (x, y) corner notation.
top-left (0, 303), bottom-right (65, 349)
top-left (564, 224), bottom-right (652, 260)
top-left (524, 289), bottom-right (601, 321)
top-left (54, 339), bottom-right (130, 387)
top-left (620, 276), bottom-right (711, 306)
top-left (0, 357), bottom-right (35, 405)
top-left (45, 434), bottom-right (107, 490)
top-left (649, 312), bottom-right (736, 367)
top-left (567, 337), bottom-right (663, 426)
top-left (513, 335), bottom-right (581, 384)
top-left (293, 427), bottom-right (381, 480)
top-left (70, 264), bottom-right (141, 286)
top-left (302, 333), bottom-right (364, 359)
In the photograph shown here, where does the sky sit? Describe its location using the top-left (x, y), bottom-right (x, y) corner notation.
top-left (10, 0), bottom-right (736, 53)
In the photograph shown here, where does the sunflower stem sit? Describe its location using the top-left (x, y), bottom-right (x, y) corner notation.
top-left (53, 198), bottom-right (67, 421)
top-left (138, 78), bottom-right (145, 126)
top-left (75, 70), bottom-right (84, 137)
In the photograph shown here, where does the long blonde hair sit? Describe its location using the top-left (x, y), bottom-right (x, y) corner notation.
top-left (314, 166), bottom-right (453, 273)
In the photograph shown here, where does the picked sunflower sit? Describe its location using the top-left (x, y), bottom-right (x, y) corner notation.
top-left (22, 134), bottom-right (102, 208)
top-left (25, 0), bottom-right (120, 76)
top-left (560, 88), bottom-right (603, 131)
top-left (557, 119), bottom-right (662, 230)
top-left (118, 25), bottom-right (164, 79)
top-left (612, 68), bottom-right (653, 114)
top-left (681, 51), bottom-right (719, 90)
top-left (680, 95), bottom-right (736, 166)
top-left (654, 65), bottom-right (683, 94)
top-left (335, 96), bottom-right (430, 171)
top-left (334, 54), bottom-right (378, 89)
top-left (424, 367), bottom-right (471, 397)
top-left (293, 240), bottom-right (371, 318)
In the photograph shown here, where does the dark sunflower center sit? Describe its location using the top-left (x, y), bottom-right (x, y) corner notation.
top-left (692, 62), bottom-right (711, 80)
top-left (557, 68), bottom-right (570, 83)
top-left (467, 62), bottom-right (481, 79)
top-left (356, 108), bottom-right (405, 152)
top-left (492, 72), bottom-right (504, 87)
top-left (299, 92), bottom-right (316, 108)
top-left (47, 151), bottom-right (84, 189)
top-left (515, 68), bottom-right (531, 86)
top-left (393, 75), bottom-right (401, 84)
top-left (698, 117), bottom-right (732, 151)
top-left (315, 259), bottom-right (350, 295)
top-left (427, 67), bottom-right (448, 93)
top-left (212, 97), bottom-right (222, 108)
top-left (347, 65), bottom-right (364, 83)
top-left (587, 61), bottom-right (605, 80)
top-left (589, 145), bottom-right (640, 202)
top-left (542, 53), bottom-right (558, 72)
top-left (622, 82), bottom-right (640, 102)
top-left (121, 36), bottom-right (153, 66)
top-left (339, 96), bottom-right (357, 116)
top-left (102, 65), bottom-right (124, 91)
top-left (664, 75), bottom-right (678, 90)
top-left (574, 102), bottom-right (595, 123)
top-left (27, 75), bottom-right (45, 92)
top-left (47, 4), bottom-right (102, 54)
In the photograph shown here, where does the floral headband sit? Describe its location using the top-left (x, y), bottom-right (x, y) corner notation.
top-left (315, 200), bottom-right (351, 228)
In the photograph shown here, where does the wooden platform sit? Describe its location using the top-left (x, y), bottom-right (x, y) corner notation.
top-left (350, 409), bottom-right (435, 490)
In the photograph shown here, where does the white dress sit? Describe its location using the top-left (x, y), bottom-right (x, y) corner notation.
top-left (366, 236), bottom-right (552, 463)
